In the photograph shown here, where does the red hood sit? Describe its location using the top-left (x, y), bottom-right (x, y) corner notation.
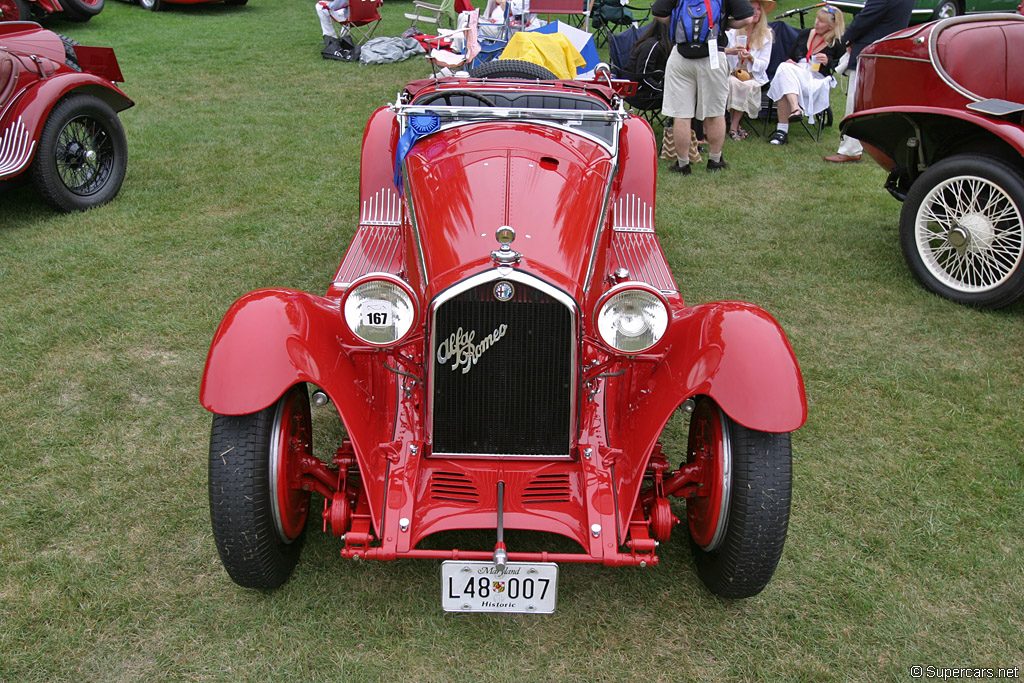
top-left (404, 121), bottom-right (614, 301)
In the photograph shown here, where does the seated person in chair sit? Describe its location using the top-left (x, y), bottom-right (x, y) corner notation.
top-left (765, 5), bottom-right (844, 145)
top-left (725, 0), bottom-right (774, 141)
top-left (625, 20), bottom-right (671, 106)
top-left (316, 0), bottom-right (359, 61)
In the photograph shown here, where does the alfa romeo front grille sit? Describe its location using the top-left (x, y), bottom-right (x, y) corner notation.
top-left (431, 277), bottom-right (574, 457)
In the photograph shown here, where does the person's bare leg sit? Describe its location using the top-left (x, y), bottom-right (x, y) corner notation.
top-left (673, 117), bottom-right (693, 164)
top-left (777, 93), bottom-right (799, 121)
top-left (705, 115), bottom-right (726, 157)
top-left (729, 109), bottom-right (743, 133)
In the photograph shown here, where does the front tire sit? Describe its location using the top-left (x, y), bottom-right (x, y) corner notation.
top-left (899, 154), bottom-right (1024, 309)
top-left (209, 384), bottom-right (313, 589)
top-left (686, 399), bottom-right (792, 599)
top-left (29, 94), bottom-right (128, 212)
top-left (139, 0), bottom-right (163, 12)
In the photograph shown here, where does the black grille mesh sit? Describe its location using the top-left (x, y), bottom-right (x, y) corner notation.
top-left (432, 280), bottom-right (573, 456)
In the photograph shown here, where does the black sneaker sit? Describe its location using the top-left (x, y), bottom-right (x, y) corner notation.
top-left (706, 157), bottom-right (729, 172)
top-left (769, 130), bottom-right (788, 145)
top-left (668, 161), bottom-right (692, 175)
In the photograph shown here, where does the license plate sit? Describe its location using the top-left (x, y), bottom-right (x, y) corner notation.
top-left (441, 561), bottom-right (558, 614)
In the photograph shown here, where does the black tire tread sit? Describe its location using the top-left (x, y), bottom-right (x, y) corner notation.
top-left (691, 417), bottom-right (792, 599)
top-left (208, 398), bottom-right (306, 589)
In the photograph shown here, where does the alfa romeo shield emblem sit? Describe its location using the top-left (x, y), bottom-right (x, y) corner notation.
top-left (493, 281), bottom-right (514, 301)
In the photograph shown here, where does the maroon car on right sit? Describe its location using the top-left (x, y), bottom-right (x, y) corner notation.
top-left (841, 11), bottom-right (1024, 308)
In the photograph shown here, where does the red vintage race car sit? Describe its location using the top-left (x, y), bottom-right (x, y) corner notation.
top-left (0, 0), bottom-right (103, 22)
top-left (1, 22), bottom-right (131, 211)
top-left (842, 12), bottom-right (1024, 308)
top-left (201, 64), bottom-right (807, 612)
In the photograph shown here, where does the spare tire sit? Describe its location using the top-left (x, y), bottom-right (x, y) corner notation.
top-left (469, 59), bottom-right (558, 80)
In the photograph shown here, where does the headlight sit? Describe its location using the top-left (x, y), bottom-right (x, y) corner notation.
top-left (595, 285), bottom-right (669, 353)
top-left (342, 274), bottom-right (417, 346)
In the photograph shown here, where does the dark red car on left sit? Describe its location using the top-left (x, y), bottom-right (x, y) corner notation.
top-left (1, 22), bottom-right (131, 211)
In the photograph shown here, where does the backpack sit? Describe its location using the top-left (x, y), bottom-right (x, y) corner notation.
top-left (670, 0), bottom-right (722, 46)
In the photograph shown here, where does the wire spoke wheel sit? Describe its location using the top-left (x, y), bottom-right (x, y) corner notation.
top-left (900, 155), bottom-right (1024, 308)
top-left (916, 175), bottom-right (1023, 293)
top-left (55, 116), bottom-right (114, 196)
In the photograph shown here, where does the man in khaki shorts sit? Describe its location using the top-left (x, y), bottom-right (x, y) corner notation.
top-left (653, 0), bottom-right (753, 174)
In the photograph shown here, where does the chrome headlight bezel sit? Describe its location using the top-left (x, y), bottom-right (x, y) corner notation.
top-left (594, 283), bottom-right (670, 354)
top-left (341, 273), bottom-right (418, 347)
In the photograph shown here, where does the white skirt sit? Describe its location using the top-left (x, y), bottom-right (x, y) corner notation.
top-left (766, 61), bottom-right (835, 121)
top-left (728, 75), bottom-right (762, 118)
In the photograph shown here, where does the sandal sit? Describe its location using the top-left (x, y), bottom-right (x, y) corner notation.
top-left (768, 130), bottom-right (788, 145)
top-left (788, 108), bottom-right (804, 123)
top-left (729, 130), bottom-right (744, 142)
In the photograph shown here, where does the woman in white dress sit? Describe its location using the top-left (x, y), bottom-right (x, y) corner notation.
top-left (725, 0), bottom-right (775, 141)
top-left (766, 5), bottom-right (845, 145)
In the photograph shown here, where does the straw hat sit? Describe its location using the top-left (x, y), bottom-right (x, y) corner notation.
top-left (752, 0), bottom-right (777, 13)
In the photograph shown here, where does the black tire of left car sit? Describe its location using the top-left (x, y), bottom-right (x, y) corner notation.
top-left (29, 93), bottom-right (128, 213)
top-left (5, 0), bottom-right (33, 20)
top-left (209, 384), bottom-right (313, 589)
top-left (899, 154), bottom-right (1024, 309)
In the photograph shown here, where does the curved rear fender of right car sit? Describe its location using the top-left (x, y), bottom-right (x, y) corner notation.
top-left (843, 107), bottom-right (1024, 198)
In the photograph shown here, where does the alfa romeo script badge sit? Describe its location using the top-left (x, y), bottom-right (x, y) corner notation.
top-left (494, 281), bottom-right (514, 301)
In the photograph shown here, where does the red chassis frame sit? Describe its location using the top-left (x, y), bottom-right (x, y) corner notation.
top-left (202, 77), bottom-right (806, 574)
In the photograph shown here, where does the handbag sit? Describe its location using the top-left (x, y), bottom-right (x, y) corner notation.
top-left (731, 68), bottom-right (751, 82)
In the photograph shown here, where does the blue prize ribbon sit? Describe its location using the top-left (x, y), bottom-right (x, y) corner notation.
top-left (394, 115), bottom-right (441, 195)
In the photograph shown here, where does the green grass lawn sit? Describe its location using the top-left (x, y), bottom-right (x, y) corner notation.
top-left (1, 1), bottom-right (1022, 680)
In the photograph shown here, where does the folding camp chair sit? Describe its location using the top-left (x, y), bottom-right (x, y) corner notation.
top-left (405, 0), bottom-right (457, 32)
top-left (424, 9), bottom-right (483, 75)
top-left (338, 0), bottom-right (383, 45)
top-left (607, 24), bottom-right (668, 127)
top-left (750, 19), bottom-right (832, 141)
top-left (590, 0), bottom-right (650, 48)
top-left (525, 0), bottom-right (592, 30)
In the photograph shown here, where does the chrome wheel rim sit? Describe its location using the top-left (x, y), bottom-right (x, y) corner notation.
top-left (914, 174), bottom-right (1024, 293)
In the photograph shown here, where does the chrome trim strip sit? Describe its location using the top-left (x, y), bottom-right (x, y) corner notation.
top-left (428, 269), bottom-right (579, 459)
top-left (927, 14), bottom-right (1024, 104)
top-left (859, 54), bottom-right (930, 64)
top-left (582, 156), bottom-right (618, 292)
top-left (611, 194), bottom-right (654, 233)
top-left (361, 187), bottom-right (402, 226)
top-left (0, 116), bottom-right (34, 178)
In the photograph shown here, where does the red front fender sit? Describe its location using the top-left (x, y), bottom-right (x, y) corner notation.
top-left (629, 301), bottom-right (807, 437)
top-left (200, 288), bottom-right (366, 418)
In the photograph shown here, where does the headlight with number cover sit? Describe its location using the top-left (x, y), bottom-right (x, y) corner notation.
top-left (342, 274), bottom-right (417, 346)
top-left (595, 284), bottom-right (669, 353)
